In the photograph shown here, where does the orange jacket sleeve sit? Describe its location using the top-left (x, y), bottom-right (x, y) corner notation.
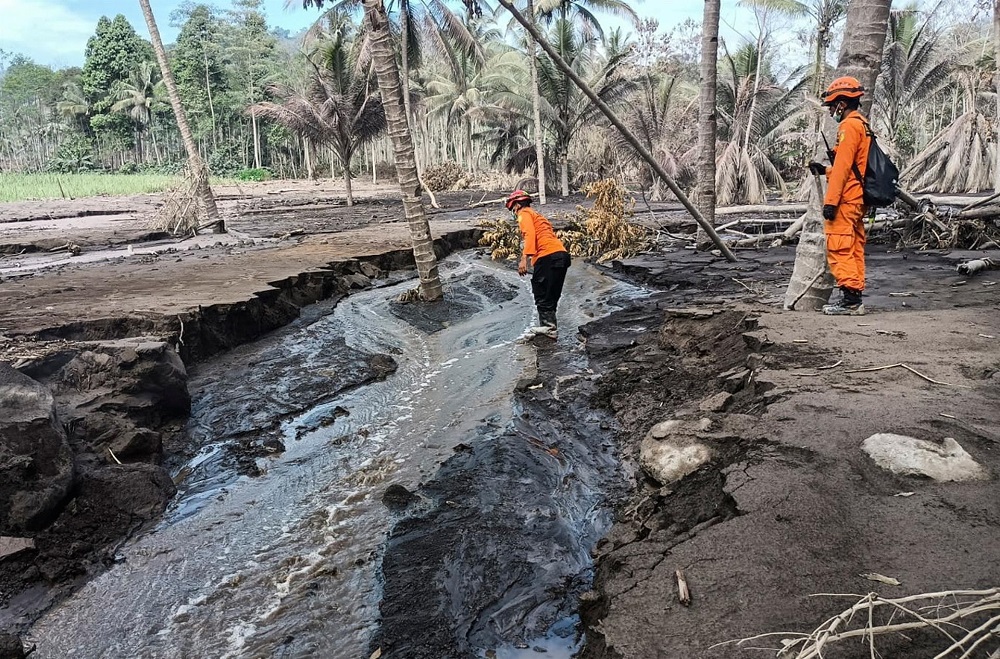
top-left (824, 119), bottom-right (864, 207)
top-left (518, 210), bottom-right (537, 257)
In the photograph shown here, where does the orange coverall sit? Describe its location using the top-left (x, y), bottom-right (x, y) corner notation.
top-left (823, 111), bottom-right (871, 292)
top-left (516, 207), bottom-right (566, 260)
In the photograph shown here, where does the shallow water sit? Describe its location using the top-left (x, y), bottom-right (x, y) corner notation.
top-left (27, 253), bottom-right (643, 658)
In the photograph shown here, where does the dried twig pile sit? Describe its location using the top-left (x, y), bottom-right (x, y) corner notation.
top-left (152, 168), bottom-right (205, 236)
top-left (723, 588), bottom-right (1000, 658)
top-left (875, 201), bottom-right (1000, 250)
top-left (558, 178), bottom-right (652, 262)
top-left (422, 161), bottom-right (468, 192)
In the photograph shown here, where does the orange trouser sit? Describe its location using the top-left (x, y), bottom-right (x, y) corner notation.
top-left (825, 202), bottom-right (866, 291)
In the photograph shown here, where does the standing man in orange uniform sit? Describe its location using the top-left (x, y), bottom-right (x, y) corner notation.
top-left (505, 190), bottom-right (571, 339)
top-left (807, 76), bottom-right (871, 316)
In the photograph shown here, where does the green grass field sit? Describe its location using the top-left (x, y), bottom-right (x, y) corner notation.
top-left (0, 173), bottom-right (184, 203)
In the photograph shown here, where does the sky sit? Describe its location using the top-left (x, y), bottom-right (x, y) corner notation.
top-left (0, 0), bottom-right (762, 70)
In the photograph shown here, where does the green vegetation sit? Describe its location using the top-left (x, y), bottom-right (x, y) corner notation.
top-left (0, 173), bottom-right (182, 202)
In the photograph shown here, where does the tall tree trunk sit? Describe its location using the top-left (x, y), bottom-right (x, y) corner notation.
top-left (400, 0), bottom-right (412, 122)
top-left (697, 0), bottom-right (720, 227)
top-left (363, 0), bottom-right (443, 301)
top-left (560, 152), bottom-right (569, 197)
top-left (251, 113), bottom-right (262, 169)
top-left (528, 0), bottom-right (547, 203)
top-left (784, 0), bottom-right (891, 308)
top-left (204, 48), bottom-right (218, 149)
top-left (994, 0), bottom-right (1000, 192)
top-left (836, 0), bottom-right (891, 117)
top-left (304, 136), bottom-right (314, 179)
top-left (344, 160), bottom-right (354, 206)
top-left (137, 0), bottom-right (222, 231)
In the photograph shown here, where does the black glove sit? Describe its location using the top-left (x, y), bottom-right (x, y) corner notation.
top-left (822, 204), bottom-right (837, 221)
top-left (808, 162), bottom-right (826, 176)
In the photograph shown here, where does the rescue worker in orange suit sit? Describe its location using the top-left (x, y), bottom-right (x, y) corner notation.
top-left (807, 76), bottom-right (871, 316)
top-left (506, 190), bottom-right (571, 339)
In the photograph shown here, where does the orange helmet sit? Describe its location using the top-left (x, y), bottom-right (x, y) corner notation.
top-left (821, 76), bottom-right (865, 105)
top-left (505, 189), bottom-right (532, 210)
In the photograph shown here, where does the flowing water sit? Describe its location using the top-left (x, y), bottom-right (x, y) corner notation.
top-left (26, 253), bottom-right (642, 658)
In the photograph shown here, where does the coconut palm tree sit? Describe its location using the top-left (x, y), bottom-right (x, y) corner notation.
top-left (57, 83), bottom-right (90, 133)
top-left (111, 60), bottom-right (162, 163)
top-left (138, 0), bottom-right (222, 230)
top-left (713, 43), bottom-right (810, 205)
top-left (526, 17), bottom-right (634, 195)
top-left (901, 57), bottom-right (995, 193)
top-left (875, 5), bottom-right (951, 164)
top-left (251, 22), bottom-right (386, 205)
top-left (299, 0), bottom-right (444, 301)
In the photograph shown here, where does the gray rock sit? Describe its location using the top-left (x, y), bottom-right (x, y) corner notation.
top-left (0, 536), bottom-right (35, 561)
top-left (699, 391), bottom-right (733, 413)
top-left (343, 273), bottom-right (371, 289)
top-left (640, 417), bottom-right (714, 485)
top-left (110, 428), bottom-right (163, 460)
top-left (77, 463), bottom-right (177, 521)
top-left (862, 434), bottom-right (990, 482)
top-left (0, 364), bottom-right (74, 533)
top-left (0, 632), bottom-right (24, 659)
top-left (358, 261), bottom-right (382, 279)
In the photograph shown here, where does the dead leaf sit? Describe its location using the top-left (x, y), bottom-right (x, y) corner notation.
top-left (860, 572), bottom-right (901, 586)
top-left (893, 492), bottom-right (915, 497)
top-left (370, 649), bottom-right (382, 659)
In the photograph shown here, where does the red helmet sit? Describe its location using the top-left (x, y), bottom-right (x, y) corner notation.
top-left (821, 76), bottom-right (865, 106)
top-left (505, 189), bottom-right (532, 210)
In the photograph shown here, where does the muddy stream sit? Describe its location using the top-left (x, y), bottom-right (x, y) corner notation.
top-left (26, 253), bottom-right (644, 658)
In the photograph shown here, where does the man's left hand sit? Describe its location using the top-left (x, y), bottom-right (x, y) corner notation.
top-left (822, 204), bottom-right (837, 221)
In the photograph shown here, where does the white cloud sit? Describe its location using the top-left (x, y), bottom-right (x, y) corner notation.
top-left (0, 0), bottom-right (95, 68)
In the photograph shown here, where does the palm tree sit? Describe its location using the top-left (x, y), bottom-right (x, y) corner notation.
top-left (251, 22), bottom-right (386, 205)
top-left (528, 18), bottom-right (634, 195)
top-left (57, 83), bottom-right (90, 133)
top-left (299, 0), bottom-right (444, 301)
top-left (111, 60), bottom-right (161, 163)
top-left (875, 6), bottom-right (951, 164)
top-left (713, 43), bottom-right (810, 205)
top-left (901, 55), bottom-right (994, 193)
top-left (138, 0), bottom-right (222, 231)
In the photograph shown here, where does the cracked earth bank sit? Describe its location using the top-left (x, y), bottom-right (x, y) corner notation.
top-left (576, 251), bottom-right (1000, 659)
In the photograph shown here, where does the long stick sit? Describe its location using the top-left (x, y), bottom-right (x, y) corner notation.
top-left (788, 268), bottom-right (826, 310)
top-left (496, 0), bottom-right (737, 263)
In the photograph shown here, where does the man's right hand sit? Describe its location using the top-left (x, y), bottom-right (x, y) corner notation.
top-left (822, 204), bottom-right (837, 221)
top-left (808, 162), bottom-right (826, 176)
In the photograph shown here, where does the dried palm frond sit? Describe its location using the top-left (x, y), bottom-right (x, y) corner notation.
top-left (558, 178), bottom-right (652, 262)
top-left (901, 111), bottom-right (995, 193)
top-left (478, 217), bottom-right (521, 260)
top-left (720, 588), bottom-right (1000, 659)
top-left (152, 168), bottom-right (203, 235)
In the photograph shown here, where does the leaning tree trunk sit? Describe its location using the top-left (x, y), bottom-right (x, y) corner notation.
top-left (528, 0), bottom-right (547, 203)
top-left (697, 0), bottom-right (720, 227)
top-left (363, 0), bottom-right (443, 301)
top-left (784, 0), bottom-right (890, 309)
top-left (993, 0), bottom-right (1000, 192)
top-left (138, 0), bottom-right (223, 232)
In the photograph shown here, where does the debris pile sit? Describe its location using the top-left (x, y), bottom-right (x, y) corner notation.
top-left (876, 198), bottom-right (1000, 250)
top-left (477, 217), bottom-right (521, 261)
top-left (422, 162), bottom-right (468, 192)
top-left (558, 178), bottom-right (652, 262)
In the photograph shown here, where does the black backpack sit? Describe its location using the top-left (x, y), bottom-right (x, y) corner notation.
top-left (824, 116), bottom-right (899, 208)
top-left (853, 117), bottom-right (899, 208)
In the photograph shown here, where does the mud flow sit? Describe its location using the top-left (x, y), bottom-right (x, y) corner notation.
top-left (24, 253), bottom-right (645, 658)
